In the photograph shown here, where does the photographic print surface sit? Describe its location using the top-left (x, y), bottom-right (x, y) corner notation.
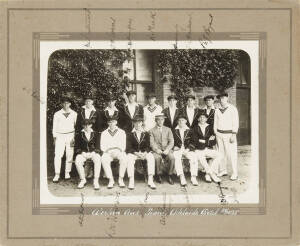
top-left (40, 40), bottom-right (259, 205)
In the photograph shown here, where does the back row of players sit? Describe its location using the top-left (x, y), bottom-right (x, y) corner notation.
top-left (52, 90), bottom-right (239, 190)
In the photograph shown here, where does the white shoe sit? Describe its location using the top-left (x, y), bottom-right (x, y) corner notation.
top-left (93, 179), bottom-right (100, 190)
top-left (128, 177), bottom-right (135, 190)
top-left (217, 170), bottom-right (228, 177)
top-left (107, 178), bottom-right (114, 189)
top-left (52, 174), bottom-right (60, 183)
top-left (65, 172), bottom-right (70, 180)
top-left (191, 176), bottom-right (198, 186)
top-left (230, 174), bottom-right (238, 180)
top-left (148, 176), bottom-right (156, 189)
top-left (211, 173), bottom-right (221, 183)
top-left (180, 175), bottom-right (187, 186)
top-left (205, 174), bottom-right (212, 183)
top-left (118, 177), bottom-right (125, 188)
top-left (77, 179), bottom-right (86, 189)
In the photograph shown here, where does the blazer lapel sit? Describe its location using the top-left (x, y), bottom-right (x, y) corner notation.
top-left (81, 109), bottom-right (85, 120)
top-left (140, 132), bottom-right (145, 144)
top-left (133, 105), bottom-right (139, 118)
top-left (183, 129), bottom-right (189, 141)
top-left (125, 106), bottom-right (131, 118)
top-left (81, 131), bottom-right (88, 143)
top-left (192, 108), bottom-right (198, 123)
top-left (89, 110), bottom-right (96, 119)
top-left (174, 129), bottom-right (182, 142)
top-left (133, 132), bottom-right (139, 144)
top-left (166, 108), bottom-right (171, 123)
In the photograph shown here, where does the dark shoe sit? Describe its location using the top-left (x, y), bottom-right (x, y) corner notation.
top-left (157, 175), bottom-right (162, 184)
top-left (168, 175), bottom-right (174, 185)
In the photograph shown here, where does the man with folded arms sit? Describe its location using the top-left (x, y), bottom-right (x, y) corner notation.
top-left (149, 114), bottom-right (175, 185)
top-left (173, 114), bottom-right (199, 186)
top-left (74, 119), bottom-right (102, 190)
top-left (100, 115), bottom-right (128, 188)
top-left (143, 94), bottom-right (163, 132)
top-left (126, 115), bottom-right (156, 190)
top-left (214, 92), bottom-right (239, 180)
top-left (162, 95), bottom-right (180, 132)
top-left (52, 96), bottom-right (77, 183)
top-left (192, 112), bottom-right (222, 183)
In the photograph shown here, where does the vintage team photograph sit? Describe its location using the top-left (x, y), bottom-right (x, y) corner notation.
top-left (39, 40), bottom-right (259, 204)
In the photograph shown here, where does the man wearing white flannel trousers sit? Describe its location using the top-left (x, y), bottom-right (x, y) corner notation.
top-left (100, 115), bottom-right (128, 189)
top-left (214, 92), bottom-right (239, 180)
top-left (52, 97), bottom-right (77, 183)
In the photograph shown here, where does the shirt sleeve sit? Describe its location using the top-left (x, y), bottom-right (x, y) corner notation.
top-left (232, 106), bottom-right (239, 134)
top-left (213, 109), bottom-right (218, 135)
top-left (52, 112), bottom-right (58, 138)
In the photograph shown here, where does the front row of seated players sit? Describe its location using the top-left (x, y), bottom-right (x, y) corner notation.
top-left (72, 111), bottom-right (222, 190)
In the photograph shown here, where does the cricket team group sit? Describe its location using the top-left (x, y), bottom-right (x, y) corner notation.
top-left (51, 90), bottom-right (239, 190)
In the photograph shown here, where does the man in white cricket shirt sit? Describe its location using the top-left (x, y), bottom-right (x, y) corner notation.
top-left (100, 115), bottom-right (128, 189)
top-left (143, 94), bottom-right (163, 132)
top-left (214, 92), bottom-right (239, 180)
top-left (52, 97), bottom-right (77, 183)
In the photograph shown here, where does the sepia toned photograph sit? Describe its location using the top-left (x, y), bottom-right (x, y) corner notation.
top-left (39, 40), bottom-right (258, 204)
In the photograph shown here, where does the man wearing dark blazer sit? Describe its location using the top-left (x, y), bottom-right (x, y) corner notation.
top-left (202, 95), bottom-right (216, 126)
top-left (191, 112), bottom-right (222, 183)
top-left (173, 114), bottom-right (199, 186)
top-left (75, 94), bottom-right (101, 134)
top-left (181, 94), bottom-right (201, 129)
top-left (126, 115), bottom-right (156, 190)
top-left (149, 114), bottom-right (175, 185)
top-left (74, 119), bottom-right (102, 190)
top-left (99, 95), bottom-right (121, 132)
top-left (162, 95), bottom-right (180, 131)
top-left (119, 90), bottom-right (144, 133)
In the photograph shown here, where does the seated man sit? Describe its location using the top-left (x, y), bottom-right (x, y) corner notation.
top-left (74, 119), bottom-right (102, 190)
top-left (191, 112), bottom-right (222, 183)
top-left (149, 114), bottom-right (175, 185)
top-left (173, 114), bottom-right (198, 186)
top-left (100, 115), bottom-right (128, 189)
top-left (126, 115), bottom-right (156, 190)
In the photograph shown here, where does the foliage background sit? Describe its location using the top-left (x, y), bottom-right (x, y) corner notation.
top-left (157, 49), bottom-right (240, 107)
top-left (47, 49), bottom-right (133, 135)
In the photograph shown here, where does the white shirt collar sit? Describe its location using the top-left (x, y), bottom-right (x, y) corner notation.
top-left (203, 105), bottom-right (215, 110)
top-left (105, 106), bottom-right (118, 111)
top-left (198, 123), bottom-right (209, 128)
top-left (81, 128), bottom-right (94, 133)
top-left (126, 102), bottom-right (138, 107)
top-left (82, 105), bottom-right (96, 111)
top-left (169, 106), bottom-right (177, 110)
top-left (175, 125), bottom-right (190, 131)
top-left (186, 105), bottom-right (196, 110)
top-left (132, 128), bottom-right (144, 133)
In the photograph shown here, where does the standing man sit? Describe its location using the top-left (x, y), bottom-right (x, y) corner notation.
top-left (182, 94), bottom-right (201, 129)
top-left (202, 95), bottom-right (216, 126)
top-left (119, 90), bottom-right (144, 133)
top-left (75, 94), bottom-right (101, 134)
top-left (149, 114), bottom-right (175, 185)
top-left (126, 115), bottom-right (156, 190)
top-left (99, 95), bottom-right (120, 132)
top-left (173, 115), bottom-right (199, 186)
top-left (52, 96), bottom-right (77, 183)
top-left (100, 115), bottom-right (128, 189)
top-left (143, 94), bottom-right (163, 132)
top-left (214, 92), bottom-right (239, 180)
top-left (162, 95), bottom-right (180, 131)
top-left (191, 112), bottom-right (222, 183)
top-left (74, 119), bottom-right (102, 190)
